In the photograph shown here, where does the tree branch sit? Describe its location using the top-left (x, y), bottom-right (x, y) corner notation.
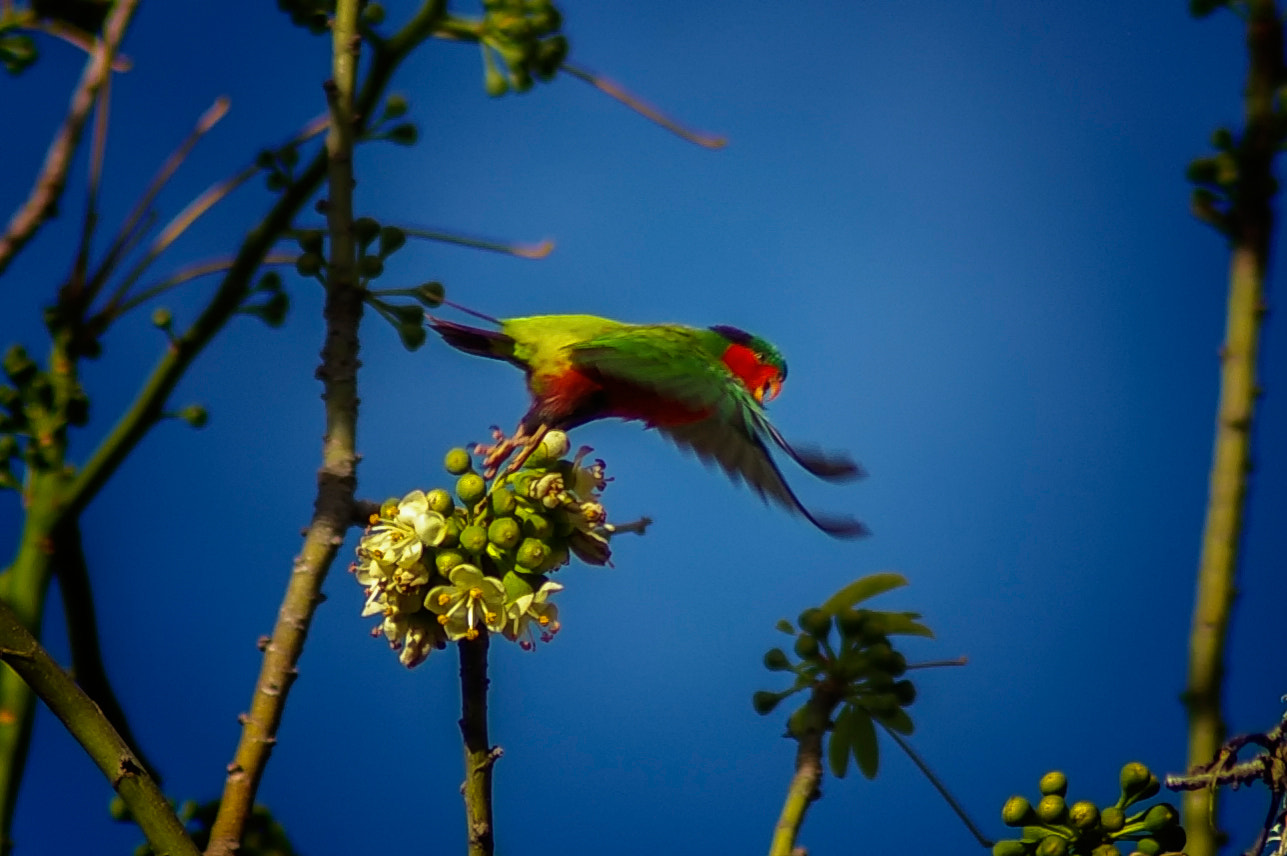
top-left (459, 635), bottom-right (497, 856)
top-left (0, 0), bottom-right (139, 276)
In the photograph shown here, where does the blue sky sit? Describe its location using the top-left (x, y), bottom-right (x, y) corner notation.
top-left (3, 2), bottom-right (1286, 854)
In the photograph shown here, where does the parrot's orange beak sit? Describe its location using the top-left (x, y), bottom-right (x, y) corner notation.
top-left (755, 375), bottom-right (782, 405)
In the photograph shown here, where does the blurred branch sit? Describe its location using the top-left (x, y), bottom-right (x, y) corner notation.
top-left (0, 0), bottom-right (139, 276)
top-left (402, 225), bottom-right (554, 259)
top-left (113, 252), bottom-right (297, 316)
top-left (52, 520), bottom-right (159, 780)
top-left (1184, 3), bottom-right (1284, 855)
top-left (0, 601), bottom-right (198, 856)
top-left (459, 636), bottom-right (498, 856)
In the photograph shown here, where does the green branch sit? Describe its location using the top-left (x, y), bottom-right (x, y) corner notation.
top-left (1184, 4), bottom-right (1283, 856)
top-left (770, 684), bottom-right (840, 856)
top-left (459, 636), bottom-right (497, 856)
top-left (0, 601), bottom-right (198, 856)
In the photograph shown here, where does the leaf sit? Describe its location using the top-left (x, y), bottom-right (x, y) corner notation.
top-left (873, 706), bottom-right (914, 736)
top-left (828, 706), bottom-right (854, 779)
top-left (878, 611), bottom-right (935, 639)
top-left (849, 705), bottom-right (879, 779)
top-left (821, 573), bottom-right (908, 615)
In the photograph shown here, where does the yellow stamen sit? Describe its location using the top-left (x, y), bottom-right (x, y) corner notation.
top-left (437, 614), bottom-right (449, 626)
top-left (436, 593), bottom-right (452, 607)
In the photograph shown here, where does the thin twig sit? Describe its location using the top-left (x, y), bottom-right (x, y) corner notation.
top-left (880, 724), bottom-right (992, 848)
top-left (459, 636), bottom-right (497, 856)
top-left (560, 62), bottom-right (728, 149)
top-left (0, 0), bottom-right (140, 276)
top-left (113, 252), bottom-right (296, 316)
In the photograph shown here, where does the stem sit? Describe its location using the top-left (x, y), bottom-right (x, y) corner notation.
top-left (459, 635), bottom-right (497, 856)
top-left (204, 0), bottom-right (365, 849)
top-left (769, 686), bottom-right (840, 856)
top-left (880, 725), bottom-right (991, 848)
top-left (0, 0), bottom-right (139, 275)
top-left (0, 601), bottom-right (198, 856)
top-left (1184, 4), bottom-right (1283, 855)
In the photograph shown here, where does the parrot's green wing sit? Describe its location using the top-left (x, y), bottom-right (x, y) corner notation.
top-left (570, 327), bottom-right (867, 538)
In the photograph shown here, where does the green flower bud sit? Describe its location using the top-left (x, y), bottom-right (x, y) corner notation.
top-left (1035, 795), bottom-right (1067, 825)
top-left (1134, 838), bottom-right (1162, 856)
top-left (893, 679), bottom-right (916, 706)
top-left (151, 307), bottom-right (173, 329)
top-left (296, 229), bottom-right (324, 254)
top-left (1141, 804), bottom-right (1177, 832)
top-left (490, 487), bottom-right (517, 516)
top-left (459, 524), bottom-right (488, 554)
top-left (456, 473), bottom-right (487, 505)
top-left (763, 648), bottom-right (792, 671)
top-left (387, 123), bottom-right (418, 145)
top-left (488, 517), bottom-right (521, 550)
top-left (295, 252), bottom-right (323, 277)
top-left (383, 93), bottom-right (409, 119)
top-left (992, 841), bottom-right (1028, 856)
top-left (359, 255), bottom-right (384, 278)
top-left (1153, 823), bottom-right (1185, 853)
top-left (378, 226), bottom-right (406, 258)
top-left (1068, 801), bottom-right (1099, 830)
top-left (441, 517), bottom-right (461, 548)
top-left (836, 609), bottom-right (867, 640)
top-left (178, 405), bottom-right (208, 429)
top-left (1036, 835), bottom-right (1068, 856)
top-left (1039, 771), bottom-right (1069, 797)
top-left (1100, 806), bottom-right (1125, 833)
top-left (1119, 762), bottom-right (1151, 797)
top-left (362, 2), bottom-right (384, 24)
top-left (398, 321), bottom-right (426, 351)
top-left (415, 281), bottom-right (445, 308)
top-left (1001, 796), bottom-right (1035, 827)
top-left (1090, 845), bottom-right (1121, 856)
top-left (444, 447), bottom-right (473, 475)
top-left (426, 488), bottom-right (454, 514)
top-left (752, 690), bottom-right (784, 715)
top-left (515, 537), bottom-right (549, 570)
top-left (353, 217), bottom-right (381, 248)
top-left (435, 550), bottom-right (466, 574)
top-left (793, 634), bottom-right (820, 660)
top-left (521, 511), bottom-right (554, 540)
top-left (797, 608), bottom-right (831, 637)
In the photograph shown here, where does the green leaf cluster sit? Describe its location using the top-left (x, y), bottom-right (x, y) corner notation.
top-left (992, 763), bottom-right (1185, 856)
top-left (0, 344), bottom-right (90, 489)
top-left (754, 573), bottom-right (932, 780)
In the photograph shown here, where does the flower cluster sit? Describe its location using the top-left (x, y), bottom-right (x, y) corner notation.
top-left (352, 431), bottom-right (627, 667)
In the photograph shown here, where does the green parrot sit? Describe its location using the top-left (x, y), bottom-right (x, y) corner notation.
top-left (426, 312), bottom-right (866, 538)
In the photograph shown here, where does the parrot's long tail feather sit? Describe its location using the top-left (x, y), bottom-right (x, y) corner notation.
top-left (426, 315), bottom-right (517, 362)
top-left (763, 423), bottom-right (865, 482)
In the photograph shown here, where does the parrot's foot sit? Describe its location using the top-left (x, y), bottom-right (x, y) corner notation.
top-left (475, 424), bottom-right (544, 478)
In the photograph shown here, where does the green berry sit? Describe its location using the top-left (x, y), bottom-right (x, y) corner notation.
top-left (426, 488), bottom-right (454, 514)
top-left (491, 487), bottom-right (517, 516)
top-left (456, 473), bottom-right (486, 505)
top-left (1001, 795), bottom-right (1034, 827)
top-left (521, 512), bottom-right (554, 539)
top-left (459, 525), bottom-right (488, 554)
top-left (1134, 838), bottom-right (1162, 856)
top-left (359, 254), bottom-right (384, 278)
top-left (1036, 795), bottom-right (1067, 824)
top-left (1068, 801), bottom-right (1099, 830)
top-left (353, 217), bottom-right (380, 247)
top-left (893, 679), bottom-right (917, 706)
top-left (1039, 771), bottom-right (1069, 797)
top-left (992, 841), bottom-right (1028, 856)
top-left (444, 447), bottom-right (473, 475)
top-left (488, 517), bottom-right (521, 550)
top-left (151, 307), bottom-right (173, 329)
top-left (295, 252), bottom-right (323, 277)
top-left (436, 550), bottom-right (466, 574)
top-left (1100, 806), bottom-right (1125, 833)
top-left (1090, 846), bottom-right (1121, 856)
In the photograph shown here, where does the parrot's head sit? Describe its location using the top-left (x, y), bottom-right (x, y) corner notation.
top-left (709, 325), bottom-right (788, 405)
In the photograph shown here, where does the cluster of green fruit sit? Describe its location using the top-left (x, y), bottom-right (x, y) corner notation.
top-left (352, 430), bottom-right (616, 667)
top-left (478, 0), bottom-right (568, 96)
top-left (753, 574), bottom-right (931, 780)
top-left (993, 764), bottom-right (1186, 856)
